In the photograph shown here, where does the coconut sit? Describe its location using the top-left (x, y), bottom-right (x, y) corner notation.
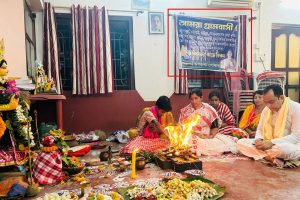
top-left (95, 130), bottom-right (107, 141)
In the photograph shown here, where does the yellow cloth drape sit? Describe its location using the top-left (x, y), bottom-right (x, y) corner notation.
top-left (238, 104), bottom-right (261, 130)
top-left (0, 95), bottom-right (19, 111)
top-left (262, 97), bottom-right (289, 141)
top-left (160, 111), bottom-right (175, 128)
top-left (159, 111), bottom-right (174, 139)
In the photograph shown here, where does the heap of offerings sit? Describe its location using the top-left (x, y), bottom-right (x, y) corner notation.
top-left (154, 115), bottom-right (202, 172)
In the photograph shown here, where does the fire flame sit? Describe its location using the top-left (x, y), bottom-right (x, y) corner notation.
top-left (165, 114), bottom-right (200, 149)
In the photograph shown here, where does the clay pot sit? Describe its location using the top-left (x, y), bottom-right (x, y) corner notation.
top-left (99, 151), bottom-right (110, 161)
top-left (136, 157), bottom-right (146, 170)
top-left (63, 165), bottom-right (84, 175)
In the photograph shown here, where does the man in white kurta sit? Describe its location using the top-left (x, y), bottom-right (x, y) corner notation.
top-left (237, 84), bottom-right (300, 163)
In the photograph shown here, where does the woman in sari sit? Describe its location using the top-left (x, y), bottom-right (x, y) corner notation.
top-left (121, 96), bottom-right (174, 154)
top-left (180, 88), bottom-right (237, 156)
top-left (238, 90), bottom-right (265, 138)
top-left (209, 91), bottom-right (235, 135)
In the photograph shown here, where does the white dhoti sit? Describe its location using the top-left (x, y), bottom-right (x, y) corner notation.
top-left (189, 134), bottom-right (238, 156)
top-left (275, 142), bottom-right (300, 160)
top-left (237, 138), bottom-right (300, 161)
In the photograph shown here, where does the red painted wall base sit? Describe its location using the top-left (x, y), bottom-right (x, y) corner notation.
top-left (31, 89), bottom-right (222, 133)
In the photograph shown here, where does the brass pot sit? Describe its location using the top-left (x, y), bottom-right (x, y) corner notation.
top-left (136, 157), bottom-right (146, 170)
top-left (119, 163), bottom-right (126, 172)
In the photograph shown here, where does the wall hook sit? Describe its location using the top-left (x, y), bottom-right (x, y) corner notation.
top-left (137, 10), bottom-right (144, 16)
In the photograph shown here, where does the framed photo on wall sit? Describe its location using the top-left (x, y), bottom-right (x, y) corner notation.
top-left (149, 12), bottom-right (164, 34)
top-left (132, 0), bottom-right (150, 10)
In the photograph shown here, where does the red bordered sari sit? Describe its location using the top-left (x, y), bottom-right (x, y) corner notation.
top-left (121, 106), bottom-right (174, 154)
top-left (180, 103), bottom-right (238, 156)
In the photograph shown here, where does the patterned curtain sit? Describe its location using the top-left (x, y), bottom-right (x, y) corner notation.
top-left (71, 5), bottom-right (113, 95)
top-left (239, 15), bottom-right (247, 70)
top-left (43, 2), bottom-right (62, 94)
top-left (174, 16), bottom-right (188, 94)
top-left (174, 68), bottom-right (188, 94)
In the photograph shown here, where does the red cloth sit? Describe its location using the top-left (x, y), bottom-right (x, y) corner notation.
top-left (0, 150), bottom-right (27, 166)
top-left (42, 135), bottom-right (55, 146)
top-left (68, 145), bottom-right (91, 157)
top-left (33, 151), bottom-right (64, 185)
top-left (120, 136), bottom-right (169, 154)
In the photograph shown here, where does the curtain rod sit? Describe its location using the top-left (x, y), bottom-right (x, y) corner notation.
top-left (53, 6), bottom-right (145, 16)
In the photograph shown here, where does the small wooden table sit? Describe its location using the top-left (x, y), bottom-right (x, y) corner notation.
top-left (29, 94), bottom-right (66, 129)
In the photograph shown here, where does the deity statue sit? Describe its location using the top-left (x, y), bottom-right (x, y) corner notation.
top-left (0, 39), bottom-right (34, 150)
top-left (34, 63), bottom-right (55, 94)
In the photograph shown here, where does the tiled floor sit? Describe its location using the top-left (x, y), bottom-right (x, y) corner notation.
top-left (32, 148), bottom-right (300, 200)
top-left (204, 160), bottom-right (300, 199)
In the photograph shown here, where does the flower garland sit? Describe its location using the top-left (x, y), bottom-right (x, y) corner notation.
top-left (49, 129), bottom-right (64, 139)
top-left (6, 97), bottom-right (35, 146)
top-left (0, 78), bottom-right (35, 146)
top-left (42, 145), bottom-right (58, 153)
top-left (49, 129), bottom-right (68, 151)
top-left (62, 156), bottom-right (82, 168)
top-left (0, 79), bottom-right (20, 105)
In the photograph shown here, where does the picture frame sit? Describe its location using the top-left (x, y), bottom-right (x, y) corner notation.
top-left (132, 0), bottom-right (150, 10)
top-left (149, 12), bottom-right (164, 34)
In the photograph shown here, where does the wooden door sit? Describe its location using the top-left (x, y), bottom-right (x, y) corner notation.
top-left (272, 24), bottom-right (300, 102)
